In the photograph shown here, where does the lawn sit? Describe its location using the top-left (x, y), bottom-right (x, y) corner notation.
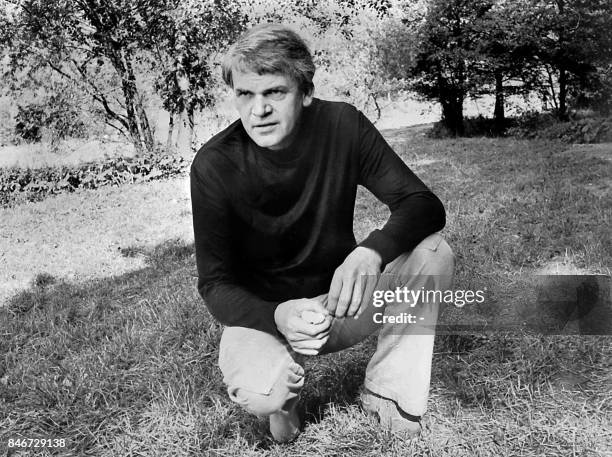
top-left (1, 127), bottom-right (611, 456)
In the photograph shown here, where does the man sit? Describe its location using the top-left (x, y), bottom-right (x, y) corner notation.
top-left (190, 24), bottom-right (454, 443)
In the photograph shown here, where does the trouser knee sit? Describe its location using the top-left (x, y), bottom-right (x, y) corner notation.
top-left (226, 361), bottom-right (304, 417)
top-left (415, 235), bottom-right (454, 276)
top-left (389, 233), bottom-right (455, 281)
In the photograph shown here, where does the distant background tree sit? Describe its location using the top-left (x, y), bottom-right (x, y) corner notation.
top-left (470, 2), bottom-right (542, 133)
top-left (1, 0), bottom-right (610, 147)
top-left (405, 0), bottom-right (494, 135)
top-left (526, 0), bottom-right (612, 120)
top-left (376, 0), bottom-right (611, 135)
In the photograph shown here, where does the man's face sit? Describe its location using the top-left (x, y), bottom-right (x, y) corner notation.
top-left (232, 70), bottom-right (313, 150)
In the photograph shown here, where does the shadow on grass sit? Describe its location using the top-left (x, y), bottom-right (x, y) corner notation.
top-left (3, 236), bottom-right (610, 454)
top-left (0, 238), bottom-right (381, 453)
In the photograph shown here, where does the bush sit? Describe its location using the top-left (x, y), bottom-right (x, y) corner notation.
top-left (14, 97), bottom-right (88, 144)
top-left (427, 115), bottom-right (513, 139)
top-left (0, 153), bottom-right (187, 207)
top-left (507, 112), bottom-right (612, 143)
top-left (14, 104), bottom-right (46, 142)
top-left (505, 111), bottom-right (558, 139)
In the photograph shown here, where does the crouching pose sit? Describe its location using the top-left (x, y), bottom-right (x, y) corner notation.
top-left (190, 24), bottom-right (455, 442)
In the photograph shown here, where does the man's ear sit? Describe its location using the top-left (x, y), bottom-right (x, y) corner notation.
top-left (302, 86), bottom-right (314, 107)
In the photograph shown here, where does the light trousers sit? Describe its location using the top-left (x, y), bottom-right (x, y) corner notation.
top-left (218, 233), bottom-right (455, 417)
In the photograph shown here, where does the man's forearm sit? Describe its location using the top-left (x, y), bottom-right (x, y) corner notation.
top-left (359, 191), bottom-right (445, 266)
top-left (200, 280), bottom-right (281, 336)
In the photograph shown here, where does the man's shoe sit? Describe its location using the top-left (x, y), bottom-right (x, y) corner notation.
top-left (269, 404), bottom-right (301, 443)
top-left (360, 388), bottom-right (422, 438)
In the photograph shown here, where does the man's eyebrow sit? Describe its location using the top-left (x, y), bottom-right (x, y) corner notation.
top-left (235, 85), bottom-right (289, 94)
top-left (263, 85), bottom-right (288, 93)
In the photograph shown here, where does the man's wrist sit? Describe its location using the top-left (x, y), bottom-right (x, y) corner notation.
top-left (356, 245), bottom-right (382, 267)
top-left (359, 230), bottom-right (400, 267)
top-left (273, 303), bottom-right (283, 328)
top-left (274, 300), bottom-right (290, 335)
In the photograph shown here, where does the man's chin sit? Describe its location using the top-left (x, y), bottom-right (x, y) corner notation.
top-left (252, 135), bottom-right (281, 150)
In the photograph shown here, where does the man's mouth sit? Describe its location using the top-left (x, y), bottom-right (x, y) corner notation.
top-left (253, 122), bottom-right (276, 128)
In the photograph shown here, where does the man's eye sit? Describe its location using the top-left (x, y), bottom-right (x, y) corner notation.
top-left (268, 90), bottom-right (285, 100)
top-left (236, 91), bottom-right (251, 98)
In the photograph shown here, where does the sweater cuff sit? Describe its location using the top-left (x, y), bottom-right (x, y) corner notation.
top-left (258, 302), bottom-right (284, 338)
top-left (359, 229), bottom-right (401, 267)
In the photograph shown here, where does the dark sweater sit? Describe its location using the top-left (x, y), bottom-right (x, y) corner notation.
top-left (190, 98), bottom-right (445, 335)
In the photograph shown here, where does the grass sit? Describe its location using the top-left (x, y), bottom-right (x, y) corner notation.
top-left (1, 128), bottom-right (611, 456)
top-left (0, 177), bottom-right (193, 304)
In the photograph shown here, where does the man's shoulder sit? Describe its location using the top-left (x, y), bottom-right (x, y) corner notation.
top-left (307, 98), bottom-right (364, 146)
top-left (309, 98), bottom-right (364, 137)
top-left (191, 119), bottom-right (244, 173)
top-left (311, 98), bottom-right (359, 119)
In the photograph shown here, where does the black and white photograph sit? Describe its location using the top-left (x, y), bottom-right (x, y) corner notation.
top-left (1, 0), bottom-right (610, 455)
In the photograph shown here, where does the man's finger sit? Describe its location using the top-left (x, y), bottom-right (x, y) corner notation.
top-left (346, 274), bottom-right (364, 317)
top-left (327, 272), bottom-right (343, 315)
top-left (294, 348), bottom-right (319, 356)
top-left (335, 276), bottom-right (355, 318)
top-left (356, 274), bottom-right (379, 319)
top-left (298, 298), bottom-right (330, 317)
top-left (291, 326), bottom-right (331, 341)
top-left (291, 336), bottom-right (328, 351)
top-left (292, 318), bottom-right (331, 337)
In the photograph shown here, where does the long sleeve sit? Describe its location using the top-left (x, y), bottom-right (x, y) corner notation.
top-left (356, 111), bottom-right (446, 266)
top-left (190, 162), bottom-right (281, 336)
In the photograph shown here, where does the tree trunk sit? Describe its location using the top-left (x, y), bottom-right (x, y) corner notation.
top-left (558, 66), bottom-right (568, 120)
top-left (110, 48), bottom-right (155, 153)
top-left (118, 73), bottom-right (142, 153)
top-left (494, 70), bottom-right (505, 135)
top-left (437, 68), bottom-right (464, 136)
top-left (440, 86), bottom-right (464, 136)
top-left (187, 106), bottom-right (195, 152)
top-left (555, 0), bottom-right (569, 121)
top-left (166, 113), bottom-right (175, 152)
top-left (175, 112), bottom-right (184, 150)
top-left (135, 97), bottom-right (154, 151)
top-left (441, 100), bottom-right (464, 136)
top-left (124, 53), bottom-right (154, 151)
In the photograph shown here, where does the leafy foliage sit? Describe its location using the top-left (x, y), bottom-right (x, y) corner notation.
top-left (377, 0), bottom-right (612, 134)
top-left (1, 0), bottom-right (242, 153)
top-left (152, 0), bottom-right (246, 151)
top-left (0, 153), bottom-right (186, 207)
top-left (393, 0), bottom-right (495, 135)
top-left (527, 0), bottom-right (612, 119)
top-left (14, 96), bottom-right (88, 144)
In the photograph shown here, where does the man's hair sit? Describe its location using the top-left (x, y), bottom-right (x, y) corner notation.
top-left (221, 24), bottom-right (315, 95)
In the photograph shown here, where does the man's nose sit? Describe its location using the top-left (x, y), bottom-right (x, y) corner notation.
top-left (251, 95), bottom-right (271, 117)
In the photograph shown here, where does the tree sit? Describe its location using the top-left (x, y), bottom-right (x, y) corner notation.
top-left (405, 0), bottom-right (494, 136)
top-left (1, 0), bottom-right (242, 153)
top-left (153, 0), bottom-right (246, 152)
top-left (528, 0), bottom-right (612, 120)
top-left (2, 0), bottom-right (173, 152)
top-left (470, 2), bottom-right (543, 133)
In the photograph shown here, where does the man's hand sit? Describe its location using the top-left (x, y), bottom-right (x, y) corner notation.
top-left (327, 246), bottom-right (382, 319)
top-left (274, 296), bottom-right (332, 356)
